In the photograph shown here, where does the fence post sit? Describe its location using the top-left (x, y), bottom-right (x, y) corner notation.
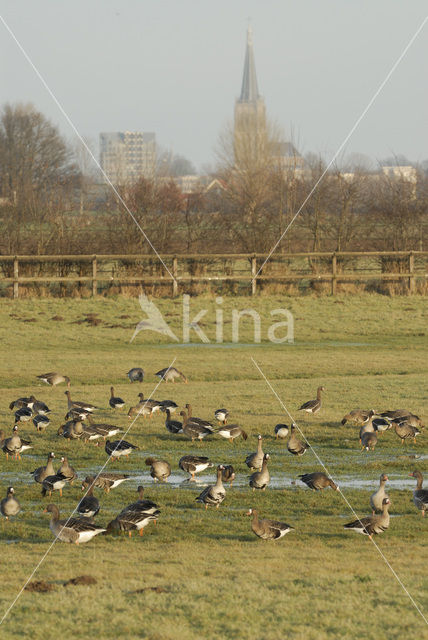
top-left (92, 255), bottom-right (97, 297)
top-left (13, 256), bottom-right (19, 299)
top-left (408, 251), bottom-right (415, 294)
top-left (251, 254), bottom-right (257, 296)
top-left (172, 256), bottom-right (178, 296)
top-left (331, 252), bottom-right (337, 295)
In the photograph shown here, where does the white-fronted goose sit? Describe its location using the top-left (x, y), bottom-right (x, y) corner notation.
top-left (394, 421), bottom-right (421, 445)
top-left (127, 367), bottom-right (144, 383)
top-left (58, 456), bottom-right (77, 484)
top-left (185, 404), bottom-right (213, 429)
top-left (109, 386), bottom-right (125, 409)
top-left (246, 508), bottom-right (294, 540)
top-left (343, 498), bottom-right (390, 539)
top-left (89, 473), bottom-right (129, 493)
top-left (409, 471), bottom-right (428, 516)
top-left (127, 394), bottom-right (161, 419)
top-left (1, 487), bottom-right (21, 520)
top-left (215, 408), bottom-right (229, 424)
top-left (370, 474), bottom-right (389, 514)
top-left (249, 454), bottom-right (270, 491)
top-left (245, 435), bottom-right (264, 470)
top-left (3, 426), bottom-right (32, 460)
top-left (195, 465), bottom-right (226, 509)
top-left (119, 486), bottom-right (159, 516)
top-left (298, 472), bottom-right (338, 491)
top-left (106, 510), bottom-right (159, 537)
top-left (137, 393), bottom-right (161, 415)
top-left (41, 473), bottom-right (68, 497)
top-left (221, 465), bottom-right (236, 486)
top-left (85, 418), bottom-right (123, 440)
top-left (31, 452), bottom-right (55, 483)
top-left (33, 400), bottom-right (50, 415)
top-left (179, 455), bottom-right (213, 480)
top-left (180, 411), bottom-right (214, 441)
top-left (287, 424), bottom-right (309, 456)
top-left (361, 431), bottom-right (377, 451)
top-left (217, 424), bottom-right (248, 443)
top-left (44, 504), bottom-right (106, 543)
top-left (65, 390), bottom-right (97, 412)
top-left (65, 407), bottom-right (91, 422)
top-left (145, 457), bottom-right (171, 482)
top-left (391, 414), bottom-right (424, 428)
top-left (156, 367), bottom-right (188, 383)
top-left (37, 372), bottom-right (71, 388)
top-left (9, 396), bottom-right (36, 411)
top-left (298, 386), bottom-right (325, 414)
top-left (380, 409), bottom-right (421, 423)
top-left (14, 407), bottom-right (33, 424)
top-left (78, 477), bottom-right (100, 518)
top-left (372, 416), bottom-right (392, 434)
top-left (105, 439), bottom-right (139, 460)
top-left (274, 423), bottom-right (289, 439)
top-left (57, 420), bottom-right (86, 440)
top-left (341, 409), bottom-right (371, 426)
top-left (164, 409), bottom-right (183, 434)
top-left (33, 414), bottom-right (50, 431)
top-left (160, 400), bottom-right (179, 414)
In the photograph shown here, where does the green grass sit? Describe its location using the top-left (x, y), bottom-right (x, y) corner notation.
top-left (0, 294), bottom-right (427, 640)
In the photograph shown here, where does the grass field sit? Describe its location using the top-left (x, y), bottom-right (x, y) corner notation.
top-left (0, 293), bottom-right (427, 640)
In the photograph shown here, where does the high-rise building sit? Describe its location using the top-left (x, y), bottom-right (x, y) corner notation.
top-left (99, 131), bottom-right (156, 184)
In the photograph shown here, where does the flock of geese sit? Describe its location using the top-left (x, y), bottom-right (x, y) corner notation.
top-left (0, 370), bottom-right (426, 543)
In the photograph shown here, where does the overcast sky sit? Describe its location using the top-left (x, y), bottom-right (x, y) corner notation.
top-left (1, 1), bottom-right (427, 172)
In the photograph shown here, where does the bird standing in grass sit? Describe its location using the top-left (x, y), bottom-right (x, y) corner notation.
top-left (1, 487), bottom-right (21, 521)
top-left (343, 498), bottom-right (390, 539)
top-left (145, 457), bottom-right (171, 482)
top-left (44, 504), bottom-right (106, 544)
top-left (409, 471), bottom-right (428, 517)
top-left (246, 509), bottom-right (294, 540)
top-left (109, 387), bottom-right (125, 409)
top-left (370, 474), bottom-right (389, 514)
top-left (179, 455), bottom-right (213, 481)
top-left (298, 472), bottom-right (338, 491)
top-left (196, 465), bottom-right (226, 509)
top-left (37, 372), bottom-right (70, 388)
top-left (105, 439), bottom-right (139, 460)
top-left (298, 386), bottom-right (325, 414)
top-left (287, 424), bottom-right (309, 456)
top-left (249, 454), bottom-right (270, 491)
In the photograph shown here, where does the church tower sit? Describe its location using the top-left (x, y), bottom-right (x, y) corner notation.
top-left (234, 27), bottom-right (267, 168)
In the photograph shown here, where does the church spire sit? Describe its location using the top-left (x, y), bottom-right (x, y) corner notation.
top-left (239, 26), bottom-right (260, 103)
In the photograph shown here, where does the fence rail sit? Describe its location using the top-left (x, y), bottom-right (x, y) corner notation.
top-left (0, 251), bottom-right (427, 297)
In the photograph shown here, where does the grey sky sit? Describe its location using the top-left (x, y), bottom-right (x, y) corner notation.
top-left (1, 0), bottom-right (427, 171)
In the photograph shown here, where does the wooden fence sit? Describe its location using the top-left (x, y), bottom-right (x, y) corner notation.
top-left (0, 251), bottom-right (427, 297)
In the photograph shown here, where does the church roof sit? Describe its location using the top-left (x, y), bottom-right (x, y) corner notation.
top-left (238, 27), bottom-right (260, 103)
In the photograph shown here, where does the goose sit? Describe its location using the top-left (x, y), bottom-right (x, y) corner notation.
top-left (33, 414), bottom-right (50, 431)
top-left (341, 409), bottom-right (371, 426)
top-left (57, 419), bottom-right (85, 440)
top-left (145, 457), bottom-right (171, 482)
top-left (287, 424), bottom-right (309, 456)
top-left (44, 504), bottom-right (106, 543)
top-left (372, 416), bottom-right (392, 434)
top-left (196, 465), bottom-right (226, 509)
top-left (78, 477), bottom-right (100, 518)
top-left (394, 421), bottom-right (421, 445)
top-left (127, 367), bottom-right (144, 383)
top-left (137, 393), bottom-right (162, 415)
top-left (85, 418), bottom-right (123, 440)
top-left (1, 487), bottom-right (21, 520)
top-left (57, 456), bottom-right (77, 484)
top-left (249, 454), bottom-right (270, 491)
top-left (274, 423), bottom-right (289, 439)
top-left (185, 404), bottom-right (213, 429)
top-left (37, 373), bottom-right (71, 388)
top-left (14, 407), bottom-right (33, 424)
top-left (127, 394), bottom-right (161, 419)
top-left (84, 473), bottom-right (129, 493)
top-left (221, 465), bottom-right (236, 487)
top-left (31, 452), bottom-right (55, 483)
top-left (64, 407), bottom-right (91, 422)
top-left (361, 431), bottom-right (377, 451)
top-left (391, 414), bottom-right (424, 428)
top-left (245, 435), bottom-right (264, 470)
top-left (246, 508), bottom-right (294, 540)
top-left (105, 439), bottom-right (139, 460)
top-left (298, 386), bottom-right (325, 414)
top-left (298, 472), bottom-right (338, 491)
top-left (179, 455), bottom-right (213, 481)
top-left (164, 409), bottom-right (183, 434)
top-left (155, 367), bottom-right (188, 383)
top-left (118, 486), bottom-right (159, 516)
top-left (41, 472), bottom-right (69, 497)
top-left (215, 408), bottom-right (229, 424)
top-left (159, 400), bottom-right (179, 414)
top-left (33, 399), bottom-right (50, 415)
top-left (109, 387), bottom-right (125, 409)
top-left (409, 471), bottom-right (428, 517)
top-left (344, 498), bottom-right (390, 539)
top-left (380, 409), bottom-right (420, 422)
top-left (2, 426), bottom-right (32, 460)
top-left (359, 412), bottom-right (377, 442)
top-left (217, 424), bottom-right (248, 443)
top-left (370, 474), bottom-right (389, 514)
top-left (65, 390), bottom-right (97, 413)
top-left (106, 510), bottom-right (159, 537)
top-left (180, 411), bottom-right (213, 441)
top-left (9, 396), bottom-right (36, 411)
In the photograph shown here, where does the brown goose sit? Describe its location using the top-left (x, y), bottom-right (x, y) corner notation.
top-left (41, 473), bottom-right (68, 497)
top-left (105, 439), bottom-right (139, 460)
top-left (65, 390), bottom-right (97, 412)
top-left (217, 424), bottom-right (248, 443)
top-left (245, 435), bottom-right (264, 470)
top-left (195, 465), bottom-right (226, 509)
top-left (180, 411), bottom-right (213, 441)
top-left (85, 473), bottom-right (129, 493)
top-left (246, 508), bottom-right (294, 540)
top-left (1, 487), bottom-right (21, 520)
top-left (287, 424), bottom-right (309, 456)
top-left (127, 367), bottom-right (144, 383)
top-left (109, 386), bottom-right (125, 409)
top-left (370, 474), bottom-right (389, 514)
top-left (57, 456), bottom-right (77, 484)
top-left (31, 452), bottom-right (55, 484)
top-left (137, 393), bottom-right (162, 415)
top-left (298, 386), bottom-right (325, 414)
top-left (9, 395), bottom-right (37, 411)
top-left (343, 498), bottom-right (390, 539)
top-left (118, 486), bottom-right (159, 516)
top-left (44, 504), bottom-right (106, 543)
top-left (361, 431), bottom-right (377, 451)
top-left (37, 372), bottom-right (70, 388)
top-left (2, 426), bottom-right (32, 460)
top-left (341, 409), bottom-right (371, 426)
top-left (106, 510), bottom-right (159, 537)
top-left (179, 455), bottom-right (213, 481)
top-left (221, 465), bottom-right (236, 486)
top-left (409, 471), bottom-right (428, 517)
top-left (164, 409), bottom-right (183, 434)
top-left (215, 408), bottom-right (229, 424)
top-left (249, 454), bottom-right (270, 491)
top-left (298, 472), bottom-right (338, 491)
top-left (155, 367), bottom-right (188, 383)
top-left (145, 457), bottom-right (171, 482)
top-left (394, 421), bottom-right (421, 445)
top-left (274, 424), bottom-right (289, 439)
top-left (78, 477), bottom-right (100, 518)
top-left (185, 404), bottom-right (213, 429)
